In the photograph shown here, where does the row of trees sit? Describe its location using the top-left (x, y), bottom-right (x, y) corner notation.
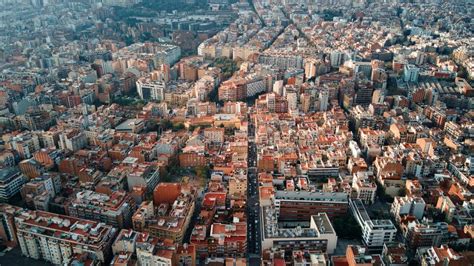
top-left (212, 57), bottom-right (239, 79)
top-left (140, 0), bottom-right (208, 12)
top-left (159, 119), bottom-right (185, 132)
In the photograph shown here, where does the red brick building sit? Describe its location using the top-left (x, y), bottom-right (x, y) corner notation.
top-left (153, 183), bottom-right (182, 205)
top-left (179, 152), bottom-right (206, 167)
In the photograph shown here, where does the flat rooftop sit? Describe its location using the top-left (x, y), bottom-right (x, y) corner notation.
top-left (275, 190), bottom-right (348, 202)
top-left (262, 206), bottom-right (335, 239)
top-left (115, 119), bottom-right (144, 131)
top-left (0, 167), bottom-right (20, 182)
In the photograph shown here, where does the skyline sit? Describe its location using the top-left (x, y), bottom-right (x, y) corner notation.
top-left (0, 0), bottom-right (473, 266)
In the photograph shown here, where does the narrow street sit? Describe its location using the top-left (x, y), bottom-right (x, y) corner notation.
top-left (247, 114), bottom-right (261, 265)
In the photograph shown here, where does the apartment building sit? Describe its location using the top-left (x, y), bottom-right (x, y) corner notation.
top-left (132, 188), bottom-right (196, 243)
top-left (208, 222), bottom-right (247, 257)
top-left (350, 199), bottom-right (397, 249)
top-left (273, 190), bottom-right (349, 221)
top-left (21, 174), bottom-right (61, 210)
top-left (59, 129), bottom-right (87, 152)
top-left (0, 204), bottom-right (23, 247)
top-left (352, 171), bottom-right (377, 205)
top-left (67, 190), bottom-right (136, 228)
top-left (331, 245), bottom-right (384, 266)
top-left (391, 195), bottom-right (426, 220)
top-left (261, 209), bottom-right (337, 254)
top-left (125, 161), bottom-right (160, 192)
top-left (15, 209), bottom-right (117, 264)
top-left (419, 245), bottom-right (469, 266)
top-left (402, 220), bottom-right (449, 249)
top-left (3, 132), bottom-right (41, 159)
top-left (0, 167), bottom-right (27, 202)
top-left (137, 78), bottom-right (166, 101)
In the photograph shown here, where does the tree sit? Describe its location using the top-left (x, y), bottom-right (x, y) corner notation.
top-left (195, 165), bottom-right (210, 188)
top-left (161, 172), bottom-right (173, 182)
top-left (134, 100), bottom-right (145, 109)
top-left (426, 207), bottom-right (447, 223)
top-left (113, 96), bottom-right (134, 106)
top-left (399, 188), bottom-right (407, 197)
top-left (211, 57), bottom-right (238, 79)
top-left (332, 214), bottom-right (361, 239)
top-left (160, 119), bottom-right (173, 131)
top-left (146, 120), bottom-right (158, 132)
top-left (125, 17), bottom-right (139, 26)
top-left (456, 65), bottom-right (469, 79)
top-left (376, 181), bottom-right (393, 202)
top-left (141, 32), bottom-right (153, 42)
top-left (195, 165), bottom-right (209, 179)
top-left (224, 126), bottom-right (236, 135)
top-left (124, 35), bottom-right (134, 46)
top-left (172, 123), bottom-right (185, 132)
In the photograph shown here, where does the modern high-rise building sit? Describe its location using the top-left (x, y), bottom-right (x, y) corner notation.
top-left (354, 62), bottom-right (373, 80)
top-left (330, 51), bottom-right (345, 68)
top-left (403, 64), bottom-right (420, 83)
top-left (319, 89), bottom-right (329, 111)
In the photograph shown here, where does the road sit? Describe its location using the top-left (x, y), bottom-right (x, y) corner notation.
top-left (183, 185), bottom-right (205, 244)
top-left (0, 247), bottom-right (50, 266)
top-left (247, 114), bottom-right (262, 265)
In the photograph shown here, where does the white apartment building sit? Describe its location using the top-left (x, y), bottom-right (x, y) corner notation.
top-left (136, 242), bottom-right (173, 266)
top-left (137, 79), bottom-right (166, 101)
top-left (59, 130), bottom-right (87, 152)
top-left (318, 89), bottom-right (329, 111)
top-left (0, 167), bottom-right (27, 202)
top-left (330, 51), bottom-right (345, 68)
top-left (404, 64), bottom-right (420, 83)
top-left (286, 91), bottom-right (298, 111)
top-left (8, 133), bottom-right (41, 159)
top-left (261, 207), bottom-right (338, 254)
top-left (246, 76), bottom-right (266, 97)
top-left (350, 199), bottom-right (397, 248)
top-left (15, 210), bottom-right (116, 265)
top-left (352, 171), bottom-right (377, 205)
top-left (391, 195), bottom-right (426, 220)
top-left (125, 162), bottom-right (160, 192)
